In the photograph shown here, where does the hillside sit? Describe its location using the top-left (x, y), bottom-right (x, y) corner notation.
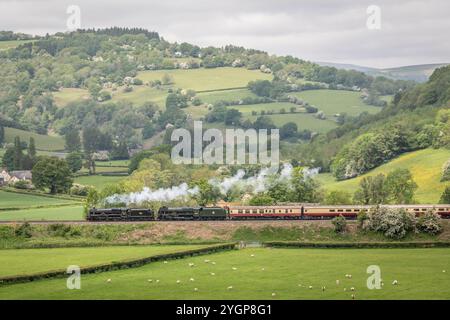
top-left (316, 148), bottom-right (450, 203)
top-left (317, 61), bottom-right (449, 82)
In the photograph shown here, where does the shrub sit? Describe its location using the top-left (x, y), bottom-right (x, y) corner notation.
top-left (13, 180), bottom-right (29, 189)
top-left (331, 215), bottom-right (347, 233)
top-left (442, 159), bottom-right (450, 181)
top-left (70, 184), bottom-right (92, 196)
top-left (417, 210), bottom-right (442, 235)
top-left (366, 207), bottom-right (416, 239)
top-left (15, 222), bottom-right (33, 238)
top-left (357, 209), bottom-right (368, 229)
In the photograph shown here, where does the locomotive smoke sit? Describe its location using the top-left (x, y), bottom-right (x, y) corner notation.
top-left (105, 163), bottom-right (316, 206)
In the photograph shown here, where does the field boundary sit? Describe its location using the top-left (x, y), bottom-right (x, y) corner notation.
top-left (0, 202), bottom-right (82, 212)
top-left (0, 243), bottom-right (236, 286)
top-left (264, 241), bottom-right (450, 248)
top-left (0, 188), bottom-right (85, 201)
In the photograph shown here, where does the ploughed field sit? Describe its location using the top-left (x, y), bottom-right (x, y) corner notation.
top-left (1, 247), bottom-right (449, 299)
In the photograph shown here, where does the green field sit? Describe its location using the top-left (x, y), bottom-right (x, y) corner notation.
top-left (197, 88), bottom-right (259, 104)
top-left (0, 190), bottom-right (78, 210)
top-left (53, 88), bottom-right (90, 107)
top-left (4, 127), bottom-right (65, 151)
top-left (0, 245), bottom-right (209, 278)
top-left (292, 90), bottom-right (381, 117)
top-left (0, 40), bottom-right (34, 50)
top-left (0, 205), bottom-right (83, 221)
top-left (1, 247), bottom-right (449, 299)
top-left (95, 160), bottom-right (129, 167)
top-left (317, 148), bottom-right (450, 203)
top-left (108, 86), bottom-right (167, 107)
top-left (74, 175), bottom-right (125, 189)
top-left (137, 67), bottom-right (273, 92)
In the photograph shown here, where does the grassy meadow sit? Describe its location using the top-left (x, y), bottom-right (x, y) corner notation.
top-left (317, 148), bottom-right (450, 203)
top-left (4, 127), bottom-right (65, 151)
top-left (0, 205), bottom-right (84, 221)
top-left (0, 245), bottom-right (209, 277)
top-left (137, 67), bottom-right (273, 92)
top-left (0, 40), bottom-right (34, 50)
top-left (0, 190), bottom-right (77, 209)
top-left (74, 175), bottom-right (125, 189)
top-left (292, 89), bottom-right (381, 117)
top-left (53, 88), bottom-right (90, 107)
top-left (0, 247), bottom-right (449, 299)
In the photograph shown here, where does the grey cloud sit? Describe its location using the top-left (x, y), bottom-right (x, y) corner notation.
top-left (0, 0), bottom-right (448, 68)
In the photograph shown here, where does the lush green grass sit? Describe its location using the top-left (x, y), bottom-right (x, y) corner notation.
top-left (0, 245), bottom-right (209, 277)
top-left (53, 88), bottom-right (90, 107)
top-left (0, 40), bottom-right (34, 50)
top-left (137, 67), bottom-right (273, 92)
top-left (292, 89), bottom-right (381, 117)
top-left (1, 247), bottom-right (449, 299)
top-left (247, 113), bottom-right (337, 133)
top-left (317, 148), bottom-right (450, 203)
top-left (197, 88), bottom-right (259, 104)
top-left (79, 166), bottom-right (128, 174)
top-left (0, 205), bottom-right (84, 221)
top-left (4, 127), bottom-right (65, 151)
top-left (108, 86), bottom-right (167, 108)
top-left (0, 190), bottom-right (78, 209)
top-left (74, 175), bottom-right (125, 189)
top-left (95, 160), bottom-right (129, 167)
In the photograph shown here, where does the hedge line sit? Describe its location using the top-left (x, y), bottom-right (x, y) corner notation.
top-left (0, 202), bottom-right (82, 212)
top-left (0, 188), bottom-right (84, 201)
top-left (0, 243), bottom-right (236, 286)
top-left (264, 241), bottom-right (450, 249)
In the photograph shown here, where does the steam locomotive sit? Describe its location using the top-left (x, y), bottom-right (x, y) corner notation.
top-left (87, 204), bottom-right (450, 221)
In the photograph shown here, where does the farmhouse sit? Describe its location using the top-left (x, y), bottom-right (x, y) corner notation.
top-left (0, 169), bottom-right (32, 185)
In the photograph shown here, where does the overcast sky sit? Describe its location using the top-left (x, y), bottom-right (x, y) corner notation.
top-left (1, 0), bottom-right (449, 68)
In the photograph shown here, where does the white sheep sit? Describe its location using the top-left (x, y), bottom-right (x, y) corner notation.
top-left (392, 280), bottom-right (398, 285)
top-left (163, 261), bottom-right (168, 264)
top-left (148, 279), bottom-right (153, 283)
top-left (232, 267), bottom-right (237, 271)
top-left (350, 287), bottom-right (355, 291)
top-left (189, 278), bottom-right (195, 282)
top-left (210, 272), bottom-right (215, 276)
top-left (211, 262), bottom-right (216, 265)
top-left (204, 259), bottom-right (210, 263)
top-left (443, 270), bottom-right (446, 273)
top-left (351, 294), bottom-right (355, 300)
top-left (250, 254), bottom-right (255, 257)
top-left (336, 280), bottom-right (340, 285)
top-left (308, 285), bottom-right (313, 289)
top-left (348, 274), bottom-right (352, 279)
top-left (176, 280), bottom-right (181, 284)
top-left (188, 263), bottom-right (195, 267)
top-left (194, 288), bottom-right (198, 292)
top-left (227, 286), bottom-right (233, 290)
top-left (271, 293), bottom-right (276, 297)
top-left (261, 268), bottom-right (265, 271)
top-left (106, 278), bottom-right (112, 283)
top-left (322, 286), bottom-right (326, 291)
top-left (344, 288), bottom-right (347, 292)
top-left (156, 279), bottom-right (160, 283)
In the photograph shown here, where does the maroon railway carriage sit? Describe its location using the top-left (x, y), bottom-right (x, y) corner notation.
top-left (228, 206), bottom-right (302, 219)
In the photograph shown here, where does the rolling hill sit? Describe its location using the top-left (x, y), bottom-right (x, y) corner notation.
top-left (316, 148), bottom-right (450, 203)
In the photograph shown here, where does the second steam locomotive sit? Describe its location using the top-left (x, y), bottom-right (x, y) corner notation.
top-left (88, 204), bottom-right (450, 221)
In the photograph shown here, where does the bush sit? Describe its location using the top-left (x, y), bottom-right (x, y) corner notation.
top-left (70, 184), bottom-right (92, 196)
top-left (331, 215), bottom-right (347, 233)
top-left (365, 206), bottom-right (416, 239)
top-left (15, 222), bottom-right (32, 238)
top-left (417, 210), bottom-right (442, 235)
top-left (13, 180), bottom-right (30, 189)
top-left (441, 159), bottom-right (450, 181)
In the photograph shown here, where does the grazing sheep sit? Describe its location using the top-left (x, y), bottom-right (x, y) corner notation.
top-left (251, 254), bottom-right (255, 257)
top-left (163, 261), bottom-right (168, 264)
top-left (351, 294), bottom-right (355, 300)
top-left (190, 278), bottom-right (195, 282)
top-left (204, 259), bottom-right (210, 263)
top-left (271, 293), bottom-right (276, 297)
top-left (148, 279), bottom-right (153, 283)
top-left (348, 274), bottom-right (352, 279)
top-left (443, 270), bottom-right (446, 273)
top-left (194, 288), bottom-right (198, 292)
top-left (261, 268), bottom-right (265, 271)
top-left (211, 262), bottom-right (216, 265)
top-left (210, 272), bottom-right (215, 276)
top-left (298, 284), bottom-right (302, 287)
top-left (344, 288), bottom-right (347, 292)
top-left (156, 280), bottom-right (160, 283)
top-left (336, 280), bottom-right (340, 285)
top-left (350, 287), bottom-right (355, 291)
top-left (188, 263), bottom-right (195, 267)
top-left (106, 279), bottom-right (112, 283)
top-left (308, 286), bottom-right (313, 289)
top-left (232, 267), bottom-right (237, 271)
top-left (392, 280), bottom-right (398, 285)
top-left (322, 286), bottom-right (326, 292)
top-left (176, 280), bottom-right (181, 284)
top-left (227, 286), bottom-right (233, 290)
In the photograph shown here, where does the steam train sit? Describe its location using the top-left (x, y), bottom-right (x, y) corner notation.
top-left (87, 204), bottom-right (450, 221)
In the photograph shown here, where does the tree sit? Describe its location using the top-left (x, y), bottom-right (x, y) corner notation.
top-left (385, 169), bottom-right (417, 204)
top-left (0, 125), bottom-right (4, 144)
top-left (439, 186), bottom-right (450, 204)
top-left (280, 122), bottom-right (298, 139)
top-left (13, 136), bottom-right (23, 170)
top-left (1, 147), bottom-right (14, 170)
top-left (249, 194), bottom-right (275, 205)
top-left (65, 152), bottom-right (83, 173)
top-left (28, 137), bottom-right (36, 159)
top-left (32, 157), bottom-right (73, 194)
top-left (324, 190), bottom-right (351, 205)
top-left (353, 174), bottom-right (388, 204)
top-left (193, 180), bottom-right (221, 206)
top-left (82, 127), bottom-right (102, 175)
top-left (224, 109), bottom-right (242, 126)
top-left (65, 129), bottom-right (81, 152)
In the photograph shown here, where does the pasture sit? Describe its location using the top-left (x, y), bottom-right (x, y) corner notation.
top-left (137, 67), bottom-right (273, 92)
top-left (316, 148), bottom-right (450, 203)
top-left (197, 88), bottom-right (259, 105)
top-left (0, 247), bottom-right (448, 299)
top-left (292, 89), bottom-right (381, 117)
top-left (0, 245), bottom-right (209, 277)
top-left (74, 175), bottom-right (125, 189)
top-left (0, 205), bottom-right (84, 221)
top-left (0, 190), bottom-right (78, 210)
top-left (53, 88), bottom-right (90, 107)
top-left (108, 86), bottom-right (167, 108)
top-left (0, 40), bottom-right (34, 50)
top-left (4, 127), bottom-right (65, 151)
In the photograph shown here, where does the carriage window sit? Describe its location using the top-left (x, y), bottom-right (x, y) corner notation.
top-left (337, 209), bottom-right (343, 212)
top-left (238, 210), bottom-right (243, 214)
top-left (305, 209), bottom-right (308, 212)
top-left (414, 209), bottom-right (420, 211)
top-left (439, 208), bottom-right (444, 211)
top-left (245, 210), bottom-right (250, 213)
top-left (346, 209), bottom-right (352, 212)
top-left (252, 210), bottom-right (257, 214)
top-left (422, 209), bottom-right (427, 211)
top-left (330, 209), bottom-right (335, 212)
